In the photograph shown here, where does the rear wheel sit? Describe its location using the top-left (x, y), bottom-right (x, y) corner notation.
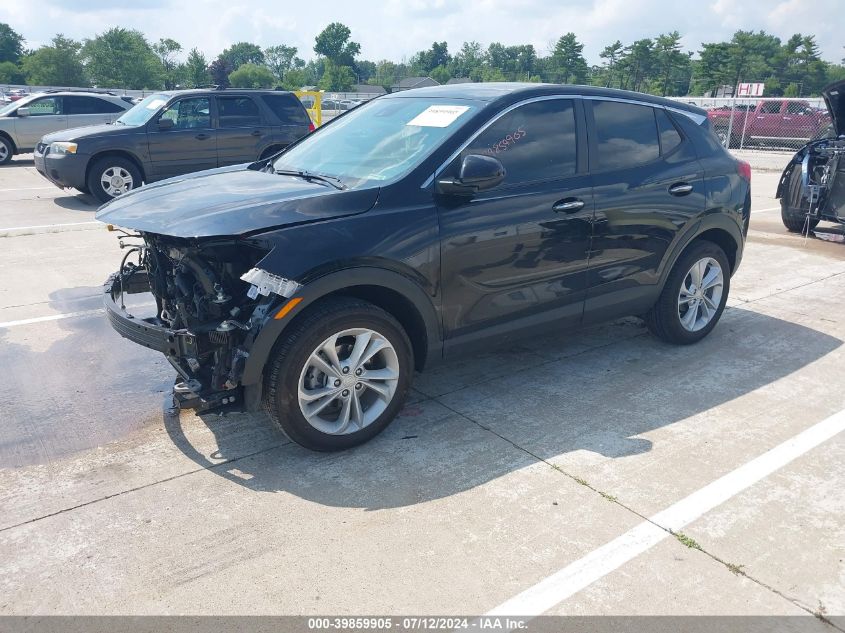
top-left (87, 156), bottom-right (142, 203)
top-left (0, 135), bottom-right (13, 165)
top-left (264, 297), bottom-right (414, 451)
top-left (781, 199), bottom-right (819, 233)
top-left (646, 241), bottom-right (730, 345)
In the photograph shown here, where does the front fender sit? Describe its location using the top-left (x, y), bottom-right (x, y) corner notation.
top-left (240, 266), bottom-right (442, 386)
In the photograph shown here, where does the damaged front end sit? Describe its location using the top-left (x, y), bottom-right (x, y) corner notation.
top-left (104, 231), bottom-right (299, 411)
top-left (777, 136), bottom-right (845, 223)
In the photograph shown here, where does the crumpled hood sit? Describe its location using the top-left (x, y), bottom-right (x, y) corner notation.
top-left (95, 166), bottom-right (379, 238)
top-left (822, 80), bottom-right (845, 137)
top-left (42, 123), bottom-right (134, 143)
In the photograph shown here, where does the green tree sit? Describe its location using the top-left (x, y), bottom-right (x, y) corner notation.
top-left (220, 42), bottom-right (264, 70)
top-left (0, 61), bottom-right (25, 84)
top-left (318, 59), bottom-right (355, 91)
top-left (550, 33), bottom-right (588, 84)
top-left (618, 39), bottom-right (656, 91)
top-left (430, 65), bottom-right (450, 84)
top-left (314, 22), bottom-right (360, 67)
top-left (0, 23), bottom-right (25, 64)
top-left (184, 48), bottom-right (210, 87)
top-left (21, 35), bottom-right (87, 86)
top-left (228, 62), bottom-right (275, 88)
top-left (654, 32), bottom-right (690, 96)
top-left (265, 44), bottom-right (303, 82)
top-left (152, 37), bottom-right (183, 89)
top-left (450, 41), bottom-right (484, 80)
top-left (370, 59), bottom-right (399, 90)
top-left (692, 42), bottom-right (733, 95)
top-left (412, 41), bottom-right (450, 74)
top-left (599, 41), bottom-right (624, 87)
top-left (281, 68), bottom-right (307, 90)
top-left (82, 28), bottom-right (163, 89)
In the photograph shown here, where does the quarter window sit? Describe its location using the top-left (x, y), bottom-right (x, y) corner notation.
top-left (462, 99), bottom-right (577, 186)
top-left (217, 96), bottom-right (261, 128)
top-left (160, 98), bottom-right (211, 129)
top-left (592, 100), bottom-right (659, 169)
top-left (261, 94), bottom-right (311, 126)
top-left (656, 109), bottom-right (682, 155)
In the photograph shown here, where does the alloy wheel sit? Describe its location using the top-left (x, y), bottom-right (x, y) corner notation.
top-left (100, 166), bottom-right (134, 197)
top-left (0, 141), bottom-right (9, 163)
top-left (298, 327), bottom-right (400, 435)
top-left (677, 257), bottom-right (724, 332)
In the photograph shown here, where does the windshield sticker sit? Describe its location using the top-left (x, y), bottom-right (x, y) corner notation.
top-left (145, 99), bottom-right (166, 110)
top-left (406, 105), bottom-right (470, 128)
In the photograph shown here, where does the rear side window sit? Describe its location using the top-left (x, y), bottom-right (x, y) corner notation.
top-left (463, 99), bottom-right (577, 186)
top-left (592, 100), bottom-right (659, 170)
top-left (261, 94), bottom-right (310, 126)
top-left (655, 108), bottom-right (682, 155)
top-left (217, 96), bottom-right (261, 128)
top-left (66, 96), bottom-right (124, 115)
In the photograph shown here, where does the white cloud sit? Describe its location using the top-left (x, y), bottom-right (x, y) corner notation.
top-left (0, 0), bottom-right (840, 64)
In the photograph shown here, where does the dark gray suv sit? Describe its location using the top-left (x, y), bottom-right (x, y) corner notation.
top-left (34, 88), bottom-right (313, 202)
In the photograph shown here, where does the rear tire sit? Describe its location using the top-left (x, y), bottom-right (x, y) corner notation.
top-left (87, 156), bottom-right (142, 203)
top-left (646, 241), bottom-right (730, 345)
top-left (0, 135), bottom-right (13, 165)
top-left (263, 296), bottom-right (414, 451)
top-left (781, 199), bottom-right (819, 233)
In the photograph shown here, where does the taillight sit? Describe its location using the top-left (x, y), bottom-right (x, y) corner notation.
top-left (308, 121), bottom-right (315, 132)
top-left (737, 160), bottom-right (751, 182)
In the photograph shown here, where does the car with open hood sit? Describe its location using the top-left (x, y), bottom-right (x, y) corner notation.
top-left (98, 82), bottom-right (750, 451)
top-left (34, 87), bottom-right (313, 202)
top-left (777, 80), bottom-right (845, 234)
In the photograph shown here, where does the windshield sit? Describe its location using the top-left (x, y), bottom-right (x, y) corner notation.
top-left (116, 93), bottom-right (170, 126)
top-left (0, 93), bottom-right (38, 116)
top-left (273, 97), bottom-right (479, 187)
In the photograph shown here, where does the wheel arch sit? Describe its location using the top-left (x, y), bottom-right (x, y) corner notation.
top-left (241, 266), bottom-right (442, 387)
top-left (86, 149), bottom-right (147, 185)
top-left (0, 130), bottom-right (18, 154)
top-left (658, 217), bottom-right (743, 292)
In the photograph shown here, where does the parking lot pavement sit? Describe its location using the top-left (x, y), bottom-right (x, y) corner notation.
top-left (1, 156), bottom-right (844, 619)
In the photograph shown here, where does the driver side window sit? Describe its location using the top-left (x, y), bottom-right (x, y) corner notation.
top-left (160, 98), bottom-right (211, 129)
top-left (460, 99), bottom-right (577, 188)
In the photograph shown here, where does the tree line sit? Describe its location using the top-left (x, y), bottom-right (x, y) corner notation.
top-left (0, 21), bottom-right (842, 97)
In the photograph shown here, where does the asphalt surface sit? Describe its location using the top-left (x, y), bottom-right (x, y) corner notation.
top-left (1, 152), bottom-right (844, 622)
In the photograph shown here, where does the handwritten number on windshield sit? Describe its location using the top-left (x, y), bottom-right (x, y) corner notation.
top-left (489, 127), bottom-right (527, 154)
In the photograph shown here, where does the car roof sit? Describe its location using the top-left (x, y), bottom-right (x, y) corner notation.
top-left (153, 88), bottom-right (296, 98)
top-left (385, 82), bottom-right (705, 116)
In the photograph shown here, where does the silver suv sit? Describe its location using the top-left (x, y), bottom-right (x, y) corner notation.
top-left (0, 90), bottom-right (132, 165)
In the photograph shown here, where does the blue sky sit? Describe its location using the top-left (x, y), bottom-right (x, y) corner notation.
top-left (1, 0), bottom-right (841, 64)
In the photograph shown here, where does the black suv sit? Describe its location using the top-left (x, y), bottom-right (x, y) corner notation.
top-left (35, 88), bottom-right (313, 202)
top-left (98, 83), bottom-right (750, 451)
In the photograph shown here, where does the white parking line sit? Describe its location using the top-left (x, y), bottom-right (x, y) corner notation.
top-left (751, 206), bottom-right (779, 214)
top-left (0, 221), bottom-right (99, 232)
top-left (487, 408), bottom-right (845, 617)
top-left (0, 186), bottom-right (56, 193)
top-left (0, 308), bottom-right (105, 328)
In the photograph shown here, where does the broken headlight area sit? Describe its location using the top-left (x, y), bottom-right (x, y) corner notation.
top-left (780, 136), bottom-right (845, 223)
top-left (104, 232), bottom-right (296, 410)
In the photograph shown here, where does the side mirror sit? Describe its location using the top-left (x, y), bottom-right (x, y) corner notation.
top-left (157, 117), bottom-right (174, 130)
top-left (16, 107), bottom-right (30, 117)
top-left (436, 154), bottom-right (506, 196)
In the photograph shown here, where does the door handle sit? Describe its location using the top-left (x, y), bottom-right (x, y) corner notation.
top-left (251, 130), bottom-right (262, 137)
top-left (553, 198), bottom-right (585, 213)
top-left (668, 183), bottom-right (693, 196)
top-left (195, 133), bottom-right (210, 140)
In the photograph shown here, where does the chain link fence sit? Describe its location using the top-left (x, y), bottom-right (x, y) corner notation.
top-left (668, 96), bottom-right (829, 152)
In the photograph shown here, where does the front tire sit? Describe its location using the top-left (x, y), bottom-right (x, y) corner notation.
top-left (264, 297), bottom-right (414, 451)
top-left (87, 156), bottom-right (141, 203)
top-left (0, 135), bottom-right (13, 165)
top-left (781, 199), bottom-right (818, 233)
top-left (646, 241), bottom-right (730, 345)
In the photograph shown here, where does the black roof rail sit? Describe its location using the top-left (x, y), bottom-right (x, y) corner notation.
top-left (40, 88), bottom-right (119, 96)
